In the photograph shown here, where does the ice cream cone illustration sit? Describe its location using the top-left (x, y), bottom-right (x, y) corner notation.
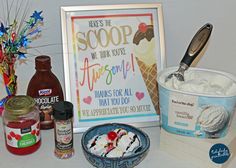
top-left (133, 23), bottom-right (159, 114)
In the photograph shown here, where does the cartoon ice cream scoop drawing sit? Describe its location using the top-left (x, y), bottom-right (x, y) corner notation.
top-left (198, 106), bottom-right (229, 134)
top-left (133, 23), bottom-right (159, 114)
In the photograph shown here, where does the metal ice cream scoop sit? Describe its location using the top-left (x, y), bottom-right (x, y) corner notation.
top-left (165, 23), bottom-right (213, 82)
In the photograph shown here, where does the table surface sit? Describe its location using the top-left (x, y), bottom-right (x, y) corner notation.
top-left (0, 119), bottom-right (236, 168)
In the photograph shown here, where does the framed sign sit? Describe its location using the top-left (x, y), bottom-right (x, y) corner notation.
top-left (61, 4), bottom-right (166, 132)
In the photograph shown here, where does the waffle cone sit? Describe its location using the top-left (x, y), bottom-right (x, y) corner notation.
top-left (136, 57), bottom-right (159, 114)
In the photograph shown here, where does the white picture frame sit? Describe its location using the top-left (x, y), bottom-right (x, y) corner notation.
top-left (61, 4), bottom-right (166, 133)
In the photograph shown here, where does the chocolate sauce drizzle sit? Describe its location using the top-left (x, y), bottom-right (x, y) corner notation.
top-left (89, 135), bottom-right (99, 148)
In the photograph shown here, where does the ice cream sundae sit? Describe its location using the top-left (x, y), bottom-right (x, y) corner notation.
top-left (87, 128), bottom-right (141, 158)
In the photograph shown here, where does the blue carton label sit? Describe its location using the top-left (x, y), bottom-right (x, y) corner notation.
top-left (159, 85), bottom-right (236, 139)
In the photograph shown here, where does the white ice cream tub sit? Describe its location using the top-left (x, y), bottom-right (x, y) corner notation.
top-left (157, 67), bottom-right (236, 138)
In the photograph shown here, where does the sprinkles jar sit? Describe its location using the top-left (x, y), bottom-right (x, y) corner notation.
top-left (53, 101), bottom-right (74, 159)
top-left (3, 95), bottom-right (41, 155)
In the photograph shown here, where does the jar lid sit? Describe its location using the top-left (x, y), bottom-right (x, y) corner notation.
top-left (53, 101), bottom-right (73, 120)
top-left (5, 95), bottom-right (36, 115)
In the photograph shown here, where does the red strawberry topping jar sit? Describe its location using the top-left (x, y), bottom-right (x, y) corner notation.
top-left (3, 95), bottom-right (41, 155)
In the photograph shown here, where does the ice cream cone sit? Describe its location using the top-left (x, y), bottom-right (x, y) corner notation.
top-left (133, 24), bottom-right (159, 114)
top-left (136, 57), bottom-right (159, 114)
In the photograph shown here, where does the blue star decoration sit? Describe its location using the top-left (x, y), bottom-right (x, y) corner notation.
top-left (0, 23), bottom-right (8, 37)
top-left (18, 52), bottom-right (28, 65)
top-left (18, 36), bottom-right (29, 48)
top-left (31, 11), bottom-right (43, 23)
top-left (23, 36), bottom-right (28, 47)
top-left (18, 52), bottom-right (26, 59)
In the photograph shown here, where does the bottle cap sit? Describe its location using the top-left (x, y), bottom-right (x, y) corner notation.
top-left (35, 55), bottom-right (51, 70)
top-left (5, 95), bottom-right (36, 115)
top-left (53, 101), bottom-right (73, 120)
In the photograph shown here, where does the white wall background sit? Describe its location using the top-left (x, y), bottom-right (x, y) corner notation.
top-left (1, 0), bottom-right (236, 96)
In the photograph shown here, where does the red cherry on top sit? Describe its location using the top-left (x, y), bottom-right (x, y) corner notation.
top-left (107, 131), bottom-right (117, 141)
top-left (138, 23), bottom-right (147, 33)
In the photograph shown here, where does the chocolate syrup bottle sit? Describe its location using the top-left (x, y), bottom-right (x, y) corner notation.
top-left (27, 55), bottom-right (64, 129)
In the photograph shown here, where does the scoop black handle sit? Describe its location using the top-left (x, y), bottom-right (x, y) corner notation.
top-left (180, 23), bottom-right (213, 67)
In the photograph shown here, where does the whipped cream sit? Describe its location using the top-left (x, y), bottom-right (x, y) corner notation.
top-left (198, 106), bottom-right (229, 133)
top-left (161, 69), bottom-right (236, 96)
top-left (87, 128), bottom-right (141, 158)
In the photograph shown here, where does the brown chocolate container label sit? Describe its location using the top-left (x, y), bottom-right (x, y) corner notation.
top-left (34, 95), bottom-right (59, 125)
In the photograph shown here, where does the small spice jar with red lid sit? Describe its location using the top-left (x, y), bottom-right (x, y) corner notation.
top-left (3, 95), bottom-right (41, 155)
